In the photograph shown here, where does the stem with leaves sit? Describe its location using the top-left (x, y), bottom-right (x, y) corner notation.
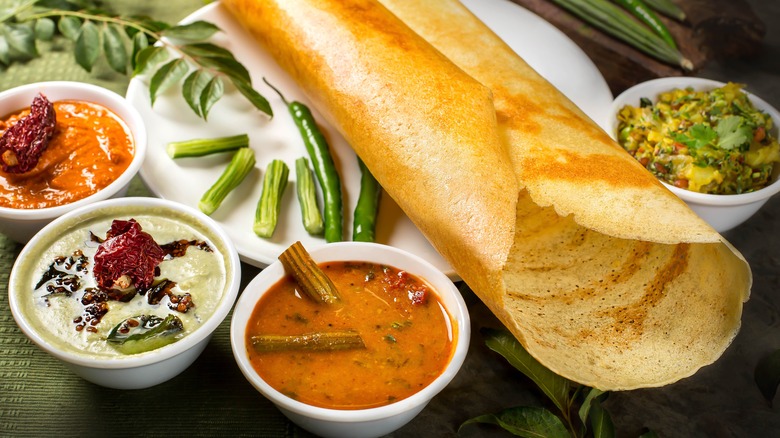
top-left (0, 0), bottom-right (272, 120)
top-left (460, 328), bottom-right (615, 438)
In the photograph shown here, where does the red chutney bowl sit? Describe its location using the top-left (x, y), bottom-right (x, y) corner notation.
top-left (0, 81), bottom-right (147, 243)
top-left (230, 241), bottom-right (471, 438)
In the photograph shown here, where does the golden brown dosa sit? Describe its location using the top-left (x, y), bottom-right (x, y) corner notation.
top-left (222, 0), bottom-right (752, 390)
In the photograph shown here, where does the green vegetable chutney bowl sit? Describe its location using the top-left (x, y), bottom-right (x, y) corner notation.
top-left (609, 77), bottom-right (780, 232)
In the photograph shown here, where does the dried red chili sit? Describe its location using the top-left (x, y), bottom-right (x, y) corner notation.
top-left (93, 219), bottom-right (165, 290)
top-left (0, 93), bottom-right (56, 173)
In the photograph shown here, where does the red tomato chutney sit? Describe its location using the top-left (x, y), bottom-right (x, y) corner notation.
top-left (245, 261), bottom-right (457, 410)
top-left (0, 100), bottom-right (134, 209)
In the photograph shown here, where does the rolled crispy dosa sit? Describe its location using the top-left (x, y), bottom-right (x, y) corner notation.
top-left (222, 0), bottom-right (751, 390)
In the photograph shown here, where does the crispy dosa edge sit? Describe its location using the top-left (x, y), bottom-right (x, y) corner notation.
top-left (221, 0), bottom-right (519, 305)
top-left (379, 0), bottom-right (751, 390)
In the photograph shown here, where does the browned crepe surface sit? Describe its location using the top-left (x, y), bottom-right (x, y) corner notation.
top-left (222, 0), bottom-right (751, 390)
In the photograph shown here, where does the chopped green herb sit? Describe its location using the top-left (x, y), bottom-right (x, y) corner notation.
top-left (716, 116), bottom-right (752, 150)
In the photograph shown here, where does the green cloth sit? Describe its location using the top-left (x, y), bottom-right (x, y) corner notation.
top-left (0, 2), bottom-right (301, 436)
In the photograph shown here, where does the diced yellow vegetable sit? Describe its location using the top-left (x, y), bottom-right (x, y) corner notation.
top-left (745, 144), bottom-right (780, 168)
top-left (685, 165), bottom-right (723, 192)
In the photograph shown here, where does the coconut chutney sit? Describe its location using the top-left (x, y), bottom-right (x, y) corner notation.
top-left (13, 205), bottom-right (229, 359)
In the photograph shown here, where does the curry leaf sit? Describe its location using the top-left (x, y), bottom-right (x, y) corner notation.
top-left (0, 34), bottom-right (9, 64)
top-left (133, 45), bottom-right (168, 76)
top-left (460, 406), bottom-right (570, 438)
top-left (755, 348), bottom-right (780, 406)
top-left (127, 15), bottom-right (170, 35)
top-left (74, 20), bottom-right (99, 72)
top-left (34, 18), bottom-right (55, 41)
top-left (0, 6), bottom-right (21, 24)
top-left (588, 398), bottom-right (615, 438)
top-left (36, 0), bottom-right (87, 9)
top-left (198, 76), bottom-right (223, 120)
top-left (179, 42), bottom-right (234, 60)
top-left (0, 4), bottom-right (272, 121)
top-left (231, 77), bottom-right (273, 117)
top-left (482, 328), bottom-right (572, 415)
top-left (197, 54), bottom-right (251, 83)
top-left (57, 15), bottom-right (81, 40)
top-left (182, 69), bottom-right (213, 117)
top-left (161, 20), bottom-right (219, 41)
top-left (4, 23), bottom-right (36, 57)
top-left (0, 0), bottom-right (37, 23)
top-left (102, 23), bottom-right (127, 74)
top-left (578, 387), bottom-right (606, 427)
top-left (639, 428), bottom-right (660, 438)
top-left (149, 58), bottom-right (189, 106)
top-left (130, 31), bottom-right (148, 71)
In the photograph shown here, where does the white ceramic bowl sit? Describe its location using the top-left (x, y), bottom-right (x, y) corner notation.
top-left (231, 242), bottom-right (470, 438)
top-left (608, 77), bottom-right (780, 232)
top-left (0, 81), bottom-right (147, 242)
top-left (8, 197), bottom-right (241, 389)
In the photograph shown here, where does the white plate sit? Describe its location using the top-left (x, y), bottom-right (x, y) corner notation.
top-left (126, 0), bottom-right (613, 278)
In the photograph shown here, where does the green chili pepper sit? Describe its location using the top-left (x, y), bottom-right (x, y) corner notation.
top-left (642, 0), bottom-right (685, 21)
top-left (549, 0), bottom-right (691, 70)
top-left (264, 78), bottom-right (343, 242)
top-left (352, 157), bottom-right (381, 242)
top-left (613, 0), bottom-right (678, 49)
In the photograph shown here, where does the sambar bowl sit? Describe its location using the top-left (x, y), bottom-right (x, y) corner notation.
top-left (231, 241), bottom-right (470, 438)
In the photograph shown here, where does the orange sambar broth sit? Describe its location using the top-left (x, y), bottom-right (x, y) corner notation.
top-left (0, 100), bottom-right (134, 209)
top-left (245, 261), bottom-right (457, 410)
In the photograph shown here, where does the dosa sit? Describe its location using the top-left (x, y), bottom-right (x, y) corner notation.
top-left (222, 0), bottom-right (751, 390)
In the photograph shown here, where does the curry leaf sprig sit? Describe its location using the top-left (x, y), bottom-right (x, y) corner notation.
top-left (0, 0), bottom-right (272, 120)
top-left (460, 327), bottom-right (637, 438)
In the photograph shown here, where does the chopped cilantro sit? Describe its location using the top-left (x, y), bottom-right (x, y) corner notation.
top-left (716, 115), bottom-right (752, 150)
top-left (673, 124), bottom-right (717, 149)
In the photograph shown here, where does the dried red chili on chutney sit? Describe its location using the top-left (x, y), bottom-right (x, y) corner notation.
top-left (0, 93), bottom-right (56, 173)
top-left (93, 219), bottom-right (166, 290)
